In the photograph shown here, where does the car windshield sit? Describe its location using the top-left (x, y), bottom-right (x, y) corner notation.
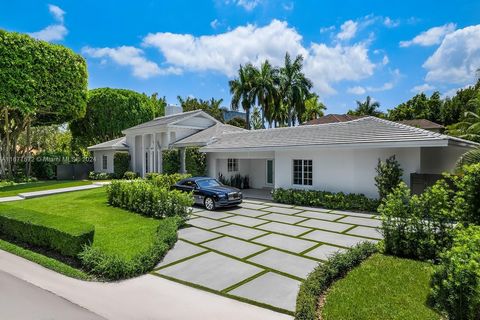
top-left (196, 179), bottom-right (222, 188)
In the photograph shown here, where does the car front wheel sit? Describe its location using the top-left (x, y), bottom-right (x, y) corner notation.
top-left (204, 197), bottom-right (216, 211)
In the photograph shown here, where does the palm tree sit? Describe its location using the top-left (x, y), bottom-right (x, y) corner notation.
top-left (302, 94), bottom-right (326, 123)
top-left (447, 111), bottom-right (480, 143)
top-left (229, 64), bottom-right (255, 129)
top-left (456, 147), bottom-right (480, 171)
top-left (278, 53), bottom-right (313, 126)
top-left (348, 96), bottom-right (382, 116)
top-left (250, 107), bottom-right (263, 130)
top-left (250, 60), bottom-right (279, 128)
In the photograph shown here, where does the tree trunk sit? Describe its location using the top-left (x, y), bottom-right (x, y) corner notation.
top-left (26, 118), bottom-right (31, 179)
top-left (246, 108), bottom-right (251, 130)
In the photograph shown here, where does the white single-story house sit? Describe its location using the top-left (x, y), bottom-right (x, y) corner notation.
top-left (88, 107), bottom-right (478, 198)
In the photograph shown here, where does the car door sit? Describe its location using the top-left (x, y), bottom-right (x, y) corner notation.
top-left (190, 182), bottom-right (204, 205)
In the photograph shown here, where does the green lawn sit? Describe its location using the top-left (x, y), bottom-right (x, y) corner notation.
top-left (322, 254), bottom-right (441, 320)
top-left (0, 188), bottom-right (161, 261)
top-left (0, 180), bottom-right (93, 197)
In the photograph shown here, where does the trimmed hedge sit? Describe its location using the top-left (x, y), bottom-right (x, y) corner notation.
top-left (0, 207), bottom-right (94, 257)
top-left (79, 216), bottom-right (179, 280)
top-left (107, 179), bottom-right (193, 220)
top-left (145, 172), bottom-right (190, 188)
top-left (89, 171), bottom-right (114, 180)
top-left (379, 181), bottom-right (456, 261)
top-left (113, 152), bottom-right (130, 178)
top-left (272, 188), bottom-right (379, 212)
top-left (295, 242), bottom-right (378, 320)
top-left (429, 226), bottom-right (480, 320)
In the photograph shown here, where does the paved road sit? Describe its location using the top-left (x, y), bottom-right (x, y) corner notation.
top-left (0, 271), bottom-right (104, 320)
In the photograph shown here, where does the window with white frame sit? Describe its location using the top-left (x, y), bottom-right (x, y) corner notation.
top-left (227, 158), bottom-right (239, 172)
top-left (293, 159), bottom-right (313, 185)
top-left (102, 155), bottom-right (108, 170)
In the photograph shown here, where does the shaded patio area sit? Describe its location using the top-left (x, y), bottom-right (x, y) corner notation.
top-left (242, 188), bottom-right (273, 201)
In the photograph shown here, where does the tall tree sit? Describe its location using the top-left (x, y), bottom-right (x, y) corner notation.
top-left (278, 53), bottom-right (313, 126)
top-left (250, 107), bottom-right (264, 130)
top-left (229, 64), bottom-right (255, 129)
top-left (0, 30), bottom-right (88, 178)
top-left (348, 96), bottom-right (383, 117)
top-left (70, 88), bottom-right (156, 153)
top-left (177, 96), bottom-right (225, 122)
top-left (250, 60), bottom-right (279, 128)
top-left (302, 94), bottom-right (326, 123)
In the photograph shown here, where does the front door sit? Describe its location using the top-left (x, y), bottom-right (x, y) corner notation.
top-left (266, 159), bottom-right (274, 186)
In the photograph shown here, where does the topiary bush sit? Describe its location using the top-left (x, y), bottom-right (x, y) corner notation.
top-left (429, 226), bottom-right (480, 320)
top-left (272, 188), bottom-right (379, 212)
top-left (379, 181), bottom-right (456, 261)
top-left (295, 242), bottom-right (378, 320)
top-left (107, 179), bottom-right (193, 220)
top-left (375, 155), bottom-right (403, 200)
top-left (162, 150), bottom-right (179, 174)
top-left (0, 207), bottom-right (94, 257)
top-left (113, 152), bottom-right (130, 178)
top-left (79, 216), bottom-right (179, 280)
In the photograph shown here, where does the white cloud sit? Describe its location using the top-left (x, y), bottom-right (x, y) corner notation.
top-left (82, 46), bottom-right (181, 79)
top-left (336, 20), bottom-right (358, 41)
top-left (282, 2), bottom-right (294, 11)
top-left (28, 4), bottom-right (67, 42)
top-left (320, 25), bottom-right (335, 33)
top-left (142, 20), bottom-right (376, 95)
top-left (48, 4), bottom-right (65, 23)
top-left (423, 25), bottom-right (480, 84)
top-left (384, 17), bottom-right (400, 28)
top-left (382, 55), bottom-right (389, 65)
top-left (411, 83), bottom-right (435, 93)
top-left (400, 23), bottom-right (456, 47)
top-left (210, 19), bottom-right (220, 29)
top-left (226, 0), bottom-right (261, 11)
top-left (347, 86), bottom-right (366, 95)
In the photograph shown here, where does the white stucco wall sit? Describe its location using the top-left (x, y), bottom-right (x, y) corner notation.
top-left (93, 150), bottom-right (115, 173)
top-left (420, 146), bottom-right (470, 173)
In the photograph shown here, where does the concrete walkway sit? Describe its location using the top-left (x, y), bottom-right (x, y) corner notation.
top-left (0, 183), bottom-right (105, 203)
top-left (0, 249), bottom-right (292, 320)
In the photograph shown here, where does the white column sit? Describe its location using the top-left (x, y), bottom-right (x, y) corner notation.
top-left (179, 147), bottom-right (186, 174)
top-left (153, 133), bottom-right (157, 172)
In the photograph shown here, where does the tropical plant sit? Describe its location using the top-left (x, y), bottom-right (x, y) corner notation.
top-left (249, 60), bottom-right (279, 127)
top-left (447, 111), bottom-right (480, 143)
top-left (229, 64), bottom-right (255, 129)
top-left (177, 96), bottom-right (225, 122)
top-left (250, 107), bottom-right (264, 129)
top-left (0, 30), bottom-right (88, 179)
top-left (456, 147), bottom-right (480, 170)
top-left (278, 53), bottom-right (313, 126)
top-left (302, 94), bottom-right (326, 123)
top-left (374, 155), bottom-right (403, 200)
top-left (226, 116), bottom-right (247, 129)
top-left (348, 96), bottom-right (383, 117)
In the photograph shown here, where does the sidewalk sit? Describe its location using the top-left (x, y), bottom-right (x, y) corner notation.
top-left (0, 249), bottom-right (293, 320)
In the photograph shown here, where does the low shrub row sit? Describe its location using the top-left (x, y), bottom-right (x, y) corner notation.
top-left (88, 171), bottom-right (115, 180)
top-left (145, 172), bottom-right (190, 188)
top-left (295, 242), bottom-right (378, 320)
top-left (429, 225), bottom-right (480, 320)
top-left (272, 188), bottom-right (379, 212)
top-left (79, 216), bottom-right (179, 280)
top-left (0, 207), bottom-right (94, 257)
top-left (107, 180), bottom-right (193, 220)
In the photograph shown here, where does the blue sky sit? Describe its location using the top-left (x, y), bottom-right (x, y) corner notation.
top-left (2, 0), bottom-right (480, 113)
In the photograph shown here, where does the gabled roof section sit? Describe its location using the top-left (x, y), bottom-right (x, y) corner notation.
top-left (173, 123), bottom-right (246, 147)
top-left (397, 119), bottom-right (444, 130)
top-left (87, 137), bottom-right (129, 151)
top-left (122, 110), bottom-right (220, 134)
top-left (201, 117), bottom-right (479, 152)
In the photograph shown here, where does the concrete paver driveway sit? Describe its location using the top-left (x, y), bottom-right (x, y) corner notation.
top-left (154, 200), bottom-right (381, 314)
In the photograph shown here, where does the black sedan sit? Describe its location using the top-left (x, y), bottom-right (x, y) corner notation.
top-left (173, 177), bottom-right (242, 210)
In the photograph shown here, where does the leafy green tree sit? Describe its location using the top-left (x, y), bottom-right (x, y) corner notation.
top-left (226, 117), bottom-right (247, 129)
top-left (0, 30), bottom-right (88, 178)
top-left (177, 96), bottom-right (225, 122)
top-left (348, 96), bottom-right (383, 117)
top-left (387, 92), bottom-right (442, 123)
top-left (250, 60), bottom-right (279, 128)
top-left (302, 94), bottom-right (326, 123)
top-left (149, 93), bottom-right (167, 117)
top-left (441, 82), bottom-right (480, 125)
top-left (230, 64), bottom-right (255, 129)
top-left (250, 107), bottom-right (264, 129)
top-left (278, 53), bottom-right (313, 126)
top-left (70, 88), bottom-right (157, 152)
top-left (375, 155), bottom-right (404, 200)
top-left (17, 125), bottom-right (72, 156)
